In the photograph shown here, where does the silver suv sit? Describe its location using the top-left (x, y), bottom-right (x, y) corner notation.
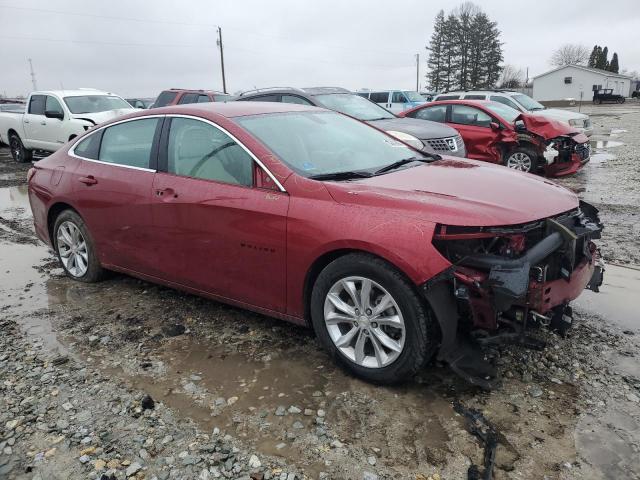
top-left (434, 90), bottom-right (593, 137)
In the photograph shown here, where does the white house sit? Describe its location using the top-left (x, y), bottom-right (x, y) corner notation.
top-left (532, 65), bottom-right (632, 102)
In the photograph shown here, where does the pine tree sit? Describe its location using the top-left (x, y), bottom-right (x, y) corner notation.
top-left (588, 45), bottom-right (599, 68)
top-left (597, 46), bottom-right (609, 70)
top-left (609, 52), bottom-right (619, 73)
top-left (426, 11), bottom-right (447, 91)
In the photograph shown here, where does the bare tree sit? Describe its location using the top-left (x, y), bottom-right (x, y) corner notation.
top-left (498, 64), bottom-right (525, 88)
top-left (549, 44), bottom-right (590, 67)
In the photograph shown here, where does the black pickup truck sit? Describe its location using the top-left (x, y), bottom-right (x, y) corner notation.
top-left (592, 89), bottom-right (626, 104)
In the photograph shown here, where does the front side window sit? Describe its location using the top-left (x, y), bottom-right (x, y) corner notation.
top-left (369, 92), bottom-right (390, 104)
top-left (28, 95), bottom-right (46, 115)
top-left (167, 118), bottom-right (253, 186)
top-left (154, 91), bottom-right (178, 107)
top-left (435, 95), bottom-right (460, 101)
top-left (490, 95), bottom-right (521, 111)
top-left (281, 95), bottom-right (312, 106)
top-left (213, 94), bottom-right (232, 102)
top-left (412, 105), bottom-right (447, 122)
top-left (237, 111), bottom-right (424, 178)
top-left (512, 94), bottom-right (545, 112)
top-left (391, 91), bottom-right (407, 103)
top-left (464, 94), bottom-right (486, 100)
top-left (313, 94), bottom-right (394, 121)
top-left (99, 118), bottom-right (159, 168)
top-left (450, 105), bottom-right (492, 127)
top-left (64, 95), bottom-right (132, 114)
top-left (45, 96), bottom-right (64, 115)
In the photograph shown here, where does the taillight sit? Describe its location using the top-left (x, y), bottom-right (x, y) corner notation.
top-left (27, 167), bottom-right (36, 183)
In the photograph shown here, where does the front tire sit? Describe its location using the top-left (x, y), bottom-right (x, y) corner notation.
top-left (504, 147), bottom-right (538, 173)
top-left (9, 133), bottom-right (33, 163)
top-left (310, 253), bottom-right (438, 384)
top-left (53, 210), bottom-right (104, 283)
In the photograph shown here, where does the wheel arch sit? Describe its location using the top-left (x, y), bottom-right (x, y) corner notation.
top-left (47, 202), bottom-right (81, 244)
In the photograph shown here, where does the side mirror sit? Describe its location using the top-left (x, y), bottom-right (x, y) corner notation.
top-left (490, 121), bottom-right (501, 131)
top-left (514, 119), bottom-right (526, 132)
top-left (45, 110), bottom-right (64, 120)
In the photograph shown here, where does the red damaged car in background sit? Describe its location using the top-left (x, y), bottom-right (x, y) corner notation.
top-left (400, 100), bottom-right (591, 177)
top-left (27, 102), bottom-right (603, 388)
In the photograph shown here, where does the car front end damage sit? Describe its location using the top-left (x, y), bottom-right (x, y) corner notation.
top-left (542, 135), bottom-right (591, 177)
top-left (422, 201), bottom-right (604, 388)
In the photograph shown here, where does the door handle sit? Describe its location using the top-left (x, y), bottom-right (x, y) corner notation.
top-left (78, 175), bottom-right (98, 185)
top-left (24, 120), bottom-right (30, 124)
top-left (155, 188), bottom-right (178, 198)
top-left (40, 121), bottom-right (47, 125)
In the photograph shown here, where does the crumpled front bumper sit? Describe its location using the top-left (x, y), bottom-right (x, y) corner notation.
top-left (544, 152), bottom-right (589, 177)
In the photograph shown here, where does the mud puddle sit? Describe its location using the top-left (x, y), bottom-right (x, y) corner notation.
top-left (574, 263), bottom-right (640, 332)
top-left (590, 139), bottom-right (624, 149)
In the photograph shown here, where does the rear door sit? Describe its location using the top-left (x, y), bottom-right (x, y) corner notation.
top-left (71, 116), bottom-right (162, 273)
top-left (150, 116), bottom-right (289, 312)
top-left (369, 91), bottom-right (391, 110)
top-left (448, 104), bottom-right (497, 161)
top-left (23, 95), bottom-right (47, 149)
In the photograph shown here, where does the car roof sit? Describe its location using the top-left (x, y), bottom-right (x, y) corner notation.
top-left (164, 88), bottom-right (229, 95)
top-left (149, 101), bottom-right (324, 118)
top-left (238, 87), bottom-right (352, 98)
top-left (437, 91), bottom-right (521, 97)
top-left (32, 89), bottom-right (119, 97)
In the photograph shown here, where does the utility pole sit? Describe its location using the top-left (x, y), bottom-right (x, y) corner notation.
top-left (415, 54), bottom-right (420, 91)
top-left (28, 58), bottom-right (37, 91)
top-left (216, 27), bottom-right (227, 94)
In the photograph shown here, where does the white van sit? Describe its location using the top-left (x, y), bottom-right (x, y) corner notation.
top-left (358, 90), bottom-right (426, 114)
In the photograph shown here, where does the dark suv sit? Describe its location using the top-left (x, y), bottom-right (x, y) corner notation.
top-left (152, 89), bottom-right (233, 108)
top-left (235, 87), bottom-right (466, 157)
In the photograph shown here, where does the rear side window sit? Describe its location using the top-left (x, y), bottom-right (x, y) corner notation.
top-left (411, 105), bottom-right (447, 122)
top-left (464, 94), bottom-right (486, 100)
top-left (178, 93), bottom-right (199, 104)
top-left (99, 118), bottom-right (159, 169)
top-left (281, 95), bottom-right (312, 105)
top-left (490, 95), bottom-right (521, 110)
top-left (369, 92), bottom-right (389, 103)
top-left (435, 95), bottom-right (460, 101)
top-left (167, 117), bottom-right (253, 186)
top-left (73, 132), bottom-right (102, 160)
top-left (197, 95), bottom-right (211, 103)
top-left (28, 95), bottom-right (46, 115)
top-left (154, 91), bottom-right (178, 107)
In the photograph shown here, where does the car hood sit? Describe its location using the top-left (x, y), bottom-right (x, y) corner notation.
top-left (324, 158), bottom-right (578, 227)
top-left (518, 113), bottom-right (588, 143)
top-left (70, 108), bottom-right (139, 126)
top-left (367, 117), bottom-right (459, 140)
top-left (527, 108), bottom-right (587, 122)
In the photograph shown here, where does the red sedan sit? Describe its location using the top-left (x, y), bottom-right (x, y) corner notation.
top-left (399, 100), bottom-right (591, 177)
top-left (27, 102), bottom-right (603, 387)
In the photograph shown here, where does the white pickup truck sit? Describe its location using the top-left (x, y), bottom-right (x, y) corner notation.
top-left (0, 89), bottom-right (138, 162)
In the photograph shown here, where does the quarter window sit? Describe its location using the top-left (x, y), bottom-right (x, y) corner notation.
top-left (178, 93), bottom-right (199, 104)
top-left (154, 91), bottom-right (178, 107)
top-left (99, 118), bottom-right (159, 169)
top-left (45, 96), bottom-right (64, 115)
top-left (28, 95), bottom-right (46, 115)
top-left (369, 92), bottom-right (390, 104)
top-left (73, 132), bottom-right (102, 160)
top-left (450, 105), bottom-right (492, 127)
top-left (167, 118), bottom-right (253, 187)
top-left (281, 95), bottom-right (312, 105)
top-left (412, 105), bottom-right (447, 122)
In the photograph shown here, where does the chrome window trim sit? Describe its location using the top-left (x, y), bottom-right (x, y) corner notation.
top-left (167, 114), bottom-right (286, 192)
top-left (68, 114), bottom-right (165, 173)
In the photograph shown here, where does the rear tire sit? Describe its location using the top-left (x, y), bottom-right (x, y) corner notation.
top-left (504, 146), bottom-right (539, 173)
top-left (310, 253), bottom-right (438, 384)
top-left (53, 210), bottom-right (105, 283)
top-left (9, 133), bottom-right (32, 163)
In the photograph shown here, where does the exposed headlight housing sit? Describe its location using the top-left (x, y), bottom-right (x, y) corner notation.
top-left (568, 119), bottom-right (584, 127)
top-left (385, 130), bottom-right (424, 150)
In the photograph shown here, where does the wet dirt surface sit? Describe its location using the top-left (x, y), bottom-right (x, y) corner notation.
top-left (1, 107), bottom-right (640, 480)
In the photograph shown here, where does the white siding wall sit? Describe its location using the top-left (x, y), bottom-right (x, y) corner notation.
top-left (533, 66), bottom-right (630, 101)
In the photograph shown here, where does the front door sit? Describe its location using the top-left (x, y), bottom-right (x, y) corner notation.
top-left (151, 116), bottom-right (289, 312)
top-left (448, 104), bottom-right (497, 162)
top-left (71, 116), bottom-right (162, 273)
top-left (40, 95), bottom-right (67, 151)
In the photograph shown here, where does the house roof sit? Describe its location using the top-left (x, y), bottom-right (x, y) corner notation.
top-left (533, 64), bottom-right (632, 80)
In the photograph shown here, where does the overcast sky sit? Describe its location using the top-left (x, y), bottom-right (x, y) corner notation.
top-left (1, 0), bottom-right (639, 98)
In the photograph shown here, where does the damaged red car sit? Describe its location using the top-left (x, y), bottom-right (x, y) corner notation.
top-left (27, 102), bottom-right (603, 387)
top-left (400, 100), bottom-right (591, 177)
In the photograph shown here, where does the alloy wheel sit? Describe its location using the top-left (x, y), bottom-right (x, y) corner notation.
top-left (323, 276), bottom-right (406, 368)
top-left (56, 221), bottom-right (89, 277)
top-left (506, 152), bottom-right (532, 172)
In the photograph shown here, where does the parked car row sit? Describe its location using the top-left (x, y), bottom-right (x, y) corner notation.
top-left (26, 99), bottom-right (605, 386)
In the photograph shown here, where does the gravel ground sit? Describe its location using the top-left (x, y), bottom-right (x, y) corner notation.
top-left (1, 105), bottom-right (640, 480)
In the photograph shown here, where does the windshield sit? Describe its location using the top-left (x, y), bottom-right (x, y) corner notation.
top-left (236, 111), bottom-right (424, 178)
top-left (512, 94), bottom-right (545, 111)
top-left (404, 91), bottom-right (425, 102)
top-left (64, 95), bottom-right (132, 114)
top-left (312, 94), bottom-right (395, 121)
top-left (484, 102), bottom-right (521, 123)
